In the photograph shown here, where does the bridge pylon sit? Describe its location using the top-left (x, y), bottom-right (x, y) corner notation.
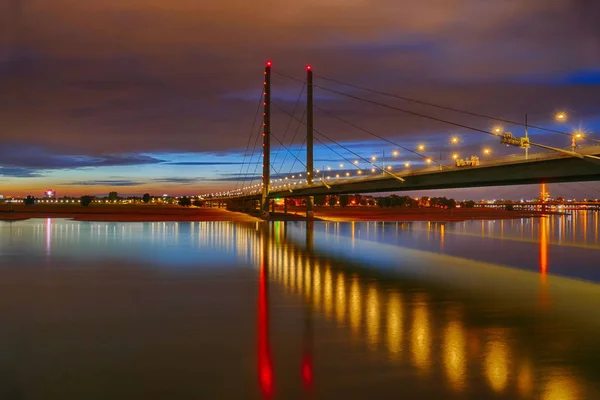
top-left (260, 61), bottom-right (272, 218)
top-left (306, 65), bottom-right (315, 219)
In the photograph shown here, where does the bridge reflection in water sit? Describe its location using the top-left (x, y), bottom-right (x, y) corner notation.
top-left (236, 220), bottom-right (598, 399)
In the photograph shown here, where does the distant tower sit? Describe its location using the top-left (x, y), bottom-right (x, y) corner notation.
top-left (44, 189), bottom-right (56, 199)
top-left (540, 183), bottom-right (549, 202)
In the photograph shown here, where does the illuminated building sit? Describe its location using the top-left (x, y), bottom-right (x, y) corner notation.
top-left (44, 189), bottom-right (56, 198)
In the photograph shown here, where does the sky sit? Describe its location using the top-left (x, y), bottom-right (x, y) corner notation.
top-left (1, 0), bottom-right (600, 199)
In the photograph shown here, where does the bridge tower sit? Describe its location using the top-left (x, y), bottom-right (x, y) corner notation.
top-left (306, 65), bottom-right (315, 218)
top-left (260, 61), bottom-right (272, 217)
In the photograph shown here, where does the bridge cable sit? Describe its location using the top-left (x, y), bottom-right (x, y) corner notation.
top-left (235, 90), bottom-right (264, 191)
top-left (286, 136), bottom-right (307, 175)
top-left (307, 83), bottom-right (590, 158)
top-left (272, 101), bottom-right (401, 179)
top-left (271, 81), bottom-right (307, 169)
top-left (314, 104), bottom-right (442, 166)
top-left (241, 115), bottom-right (266, 191)
top-left (279, 109), bottom-right (307, 173)
top-left (312, 74), bottom-right (599, 142)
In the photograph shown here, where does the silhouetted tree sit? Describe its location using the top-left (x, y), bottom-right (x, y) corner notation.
top-left (193, 199), bottom-right (203, 207)
top-left (505, 204), bottom-right (514, 211)
top-left (24, 195), bottom-right (35, 206)
top-left (142, 193), bottom-right (151, 203)
top-left (178, 196), bottom-right (192, 207)
top-left (327, 195), bottom-right (337, 207)
top-left (314, 195), bottom-right (327, 207)
top-left (463, 200), bottom-right (476, 208)
top-left (446, 198), bottom-right (457, 209)
top-left (80, 195), bottom-right (93, 207)
top-left (108, 191), bottom-right (118, 202)
top-left (339, 194), bottom-right (350, 207)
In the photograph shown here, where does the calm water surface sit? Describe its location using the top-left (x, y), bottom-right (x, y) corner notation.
top-left (1, 213), bottom-right (600, 399)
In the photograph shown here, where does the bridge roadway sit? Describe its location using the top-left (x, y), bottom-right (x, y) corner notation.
top-left (229, 145), bottom-right (600, 200)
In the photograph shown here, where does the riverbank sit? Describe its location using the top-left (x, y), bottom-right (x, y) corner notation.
top-left (0, 204), bottom-right (565, 223)
top-left (0, 204), bottom-right (261, 223)
top-left (279, 206), bottom-right (561, 222)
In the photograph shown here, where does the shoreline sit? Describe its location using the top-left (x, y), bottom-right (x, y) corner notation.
top-left (0, 204), bottom-right (568, 223)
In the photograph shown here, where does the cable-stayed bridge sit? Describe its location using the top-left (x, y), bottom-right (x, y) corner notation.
top-left (206, 62), bottom-right (600, 218)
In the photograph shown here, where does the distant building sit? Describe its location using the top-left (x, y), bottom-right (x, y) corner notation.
top-left (44, 189), bottom-right (56, 198)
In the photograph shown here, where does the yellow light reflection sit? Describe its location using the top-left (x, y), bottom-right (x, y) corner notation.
top-left (323, 268), bottom-right (333, 318)
top-left (517, 360), bottom-right (533, 398)
top-left (411, 302), bottom-right (431, 372)
top-left (349, 277), bottom-right (361, 335)
top-left (366, 285), bottom-right (380, 349)
top-left (283, 258), bottom-right (288, 290)
top-left (440, 224), bottom-right (445, 250)
top-left (290, 259), bottom-right (296, 294)
top-left (304, 260), bottom-right (311, 299)
top-left (297, 256), bottom-right (303, 293)
top-left (313, 264), bottom-right (321, 311)
top-left (336, 273), bottom-right (346, 324)
top-left (484, 336), bottom-right (509, 393)
top-left (443, 320), bottom-right (466, 391)
top-left (542, 371), bottom-right (580, 400)
top-left (386, 293), bottom-right (403, 360)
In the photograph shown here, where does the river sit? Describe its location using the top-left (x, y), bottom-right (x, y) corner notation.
top-left (1, 214), bottom-right (600, 399)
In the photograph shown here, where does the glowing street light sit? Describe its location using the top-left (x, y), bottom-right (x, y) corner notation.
top-left (426, 158), bottom-right (432, 164)
top-left (371, 156), bottom-right (377, 161)
top-left (483, 148), bottom-right (491, 155)
top-left (387, 165), bottom-right (392, 170)
top-left (417, 144), bottom-right (425, 151)
top-left (555, 112), bottom-right (568, 122)
top-left (339, 163), bottom-right (344, 168)
top-left (451, 136), bottom-right (459, 144)
top-left (353, 160), bottom-right (359, 165)
top-left (493, 126), bottom-right (503, 134)
top-left (404, 162), bottom-right (410, 168)
top-left (371, 168), bottom-right (376, 173)
top-left (452, 154), bottom-right (459, 160)
top-left (392, 150), bottom-right (399, 156)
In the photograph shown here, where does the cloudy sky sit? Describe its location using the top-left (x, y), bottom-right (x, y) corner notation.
top-left (1, 0), bottom-right (600, 198)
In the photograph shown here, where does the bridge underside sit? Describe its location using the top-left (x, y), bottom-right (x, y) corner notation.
top-left (233, 155), bottom-right (600, 201)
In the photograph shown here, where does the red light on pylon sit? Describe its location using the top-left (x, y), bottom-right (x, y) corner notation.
top-left (266, 61), bottom-right (272, 67)
top-left (306, 65), bottom-right (312, 71)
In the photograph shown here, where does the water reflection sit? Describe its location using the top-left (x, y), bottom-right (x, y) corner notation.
top-left (2, 218), bottom-right (600, 398)
top-left (248, 220), bottom-right (600, 398)
top-left (443, 319), bottom-right (466, 391)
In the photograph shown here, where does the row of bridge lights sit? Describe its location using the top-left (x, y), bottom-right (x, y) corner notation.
top-left (230, 141), bottom-right (489, 196)
top-left (229, 139), bottom-right (500, 196)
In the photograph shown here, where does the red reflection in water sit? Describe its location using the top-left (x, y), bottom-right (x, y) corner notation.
top-left (301, 355), bottom-right (313, 388)
top-left (258, 248), bottom-right (273, 397)
top-left (539, 217), bottom-right (549, 309)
